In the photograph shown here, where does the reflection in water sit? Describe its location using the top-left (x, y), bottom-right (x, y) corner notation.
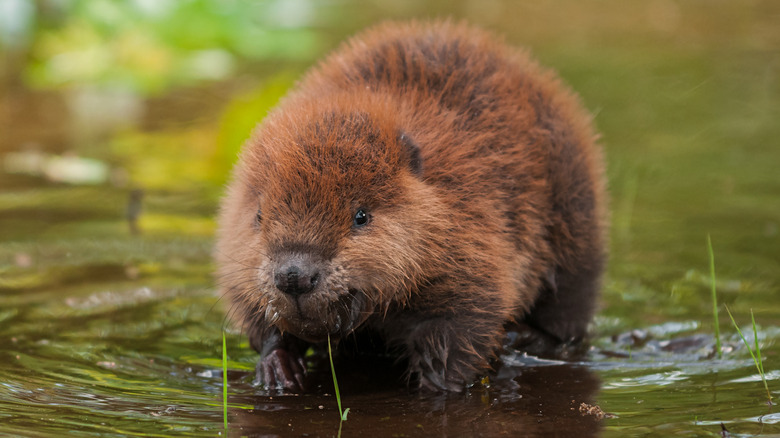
top-left (230, 357), bottom-right (603, 438)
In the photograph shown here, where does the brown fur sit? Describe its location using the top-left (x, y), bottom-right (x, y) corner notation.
top-left (216, 20), bottom-right (607, 391)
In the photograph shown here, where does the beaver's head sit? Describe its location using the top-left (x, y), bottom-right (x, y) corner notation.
top-left (217, 94), bottom-right (442, 342)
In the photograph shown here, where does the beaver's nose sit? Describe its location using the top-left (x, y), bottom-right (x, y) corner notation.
top-left (274, 259), bottom-right (319, 296)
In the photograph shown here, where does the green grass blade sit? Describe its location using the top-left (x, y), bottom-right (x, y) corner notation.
top-left (327, 334), bottom-right (347, 421)
top-left (223, 331), bottom-right (228, 429)
top-left (750, 309), bottom-right (772, 401)
top-left (726, 306), bottom-right (772, 403)
top-left (726, 306), bottom-right (759, 369)
top-left (751, 310), bottom-right (764, 375)
top-left (707, 234), bottom-right (722, 359)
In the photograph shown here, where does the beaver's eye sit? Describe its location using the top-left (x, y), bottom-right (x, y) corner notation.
top-left (353, 208), bottom-right (369, 227)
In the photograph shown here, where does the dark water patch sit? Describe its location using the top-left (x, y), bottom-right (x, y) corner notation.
top-left (227, 363), bottom-right (603, 437)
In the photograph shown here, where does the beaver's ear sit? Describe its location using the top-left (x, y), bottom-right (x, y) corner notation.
top-left (399, 132), bottom-right (423, 177)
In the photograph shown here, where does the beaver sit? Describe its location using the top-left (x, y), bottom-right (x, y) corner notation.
top-left (216, 21), bottom-right (607, 392)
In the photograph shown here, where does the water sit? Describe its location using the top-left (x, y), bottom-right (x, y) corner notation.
top-left (1, 1), bottom-right (778, 436)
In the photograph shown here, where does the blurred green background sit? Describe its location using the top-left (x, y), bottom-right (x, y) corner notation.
top-left (0, 1), bottom-right (778, 436)
top-left (2, 0), bottom-right (778, 323)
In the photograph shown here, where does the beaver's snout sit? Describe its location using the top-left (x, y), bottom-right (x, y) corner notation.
top-left (273, 254), bottom-right (320, 296)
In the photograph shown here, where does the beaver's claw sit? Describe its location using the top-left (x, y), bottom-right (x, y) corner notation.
top-left (257, 348), bottom-right (306, 392)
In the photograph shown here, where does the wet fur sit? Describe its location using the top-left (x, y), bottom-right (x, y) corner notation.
top-left (216, 21), bottom-right (607, 391)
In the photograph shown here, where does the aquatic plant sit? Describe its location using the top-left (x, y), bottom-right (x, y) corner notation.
top-left (223, 331), bottom-right (228, 429)
top-left (707, 235), bottom-right (722, 359)
top-left (327, 334), bottom-right (350, 422)
top-left (725, 307), bottom-right (773, 404)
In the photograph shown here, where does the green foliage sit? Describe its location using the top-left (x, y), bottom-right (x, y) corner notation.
top-left (25, 0), bottom-right (323, 93)
top-left (215, 74), bottom-right (297, 182)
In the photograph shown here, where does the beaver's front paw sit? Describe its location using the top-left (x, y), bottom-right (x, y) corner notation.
top-left (409, 352), bottom-right (468, 392)
top-left (405, 321), bottom-right (483, 392)
top-left (256, 348), bottom-right (306, 392)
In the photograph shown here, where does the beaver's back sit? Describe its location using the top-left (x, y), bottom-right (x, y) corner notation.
top-left (294, 21), bottom-right (607, 339)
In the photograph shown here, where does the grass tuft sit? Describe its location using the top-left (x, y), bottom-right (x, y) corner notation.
top-left (725, 306), bottom-right (772, 404)
top-left (707, 234), bottom-right (722, 359)
top-left (222, 331), bottom-right (228, 429)
top-left (327, 334), bottom-right (349, 422)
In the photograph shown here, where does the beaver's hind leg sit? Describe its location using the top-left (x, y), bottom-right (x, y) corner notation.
top-left (523, 262), bottom-right (602, 346)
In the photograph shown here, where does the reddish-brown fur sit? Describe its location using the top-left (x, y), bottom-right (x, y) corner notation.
top-left (216, 21), bottom-right (607, 391)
